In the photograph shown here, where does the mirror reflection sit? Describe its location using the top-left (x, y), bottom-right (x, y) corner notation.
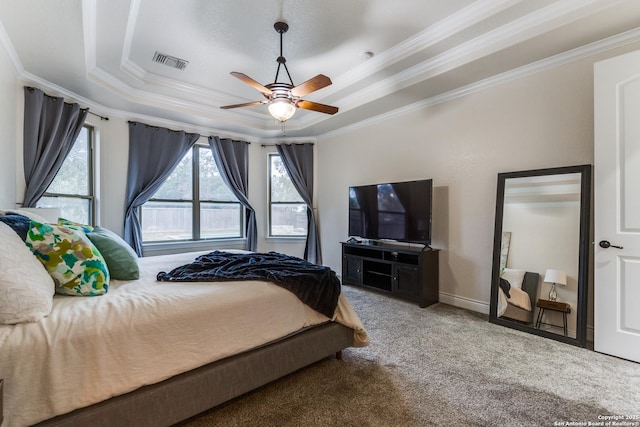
top-left (490, 165), bottom-right (590, 347)
top-left (496, 173), bottom-right (581, 338)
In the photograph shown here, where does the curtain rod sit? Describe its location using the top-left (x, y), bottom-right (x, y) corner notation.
top-left (261, 142), bottom-right (314, 147)
top-left (24, 86), bottom-right (108, 120)
top-left (88, 111), bottom-right (109, 121)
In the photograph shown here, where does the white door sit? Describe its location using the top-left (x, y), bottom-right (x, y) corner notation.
top-left (594, 49), bottom-right (640, 363)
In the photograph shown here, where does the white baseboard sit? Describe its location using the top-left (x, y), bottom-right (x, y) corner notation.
top-left (439, 292), bottom-right (490, 315)
top-left (438, 292), bottom-right (595, 343)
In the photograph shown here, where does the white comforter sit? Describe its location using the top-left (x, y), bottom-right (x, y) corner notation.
top-left (0, 250), bottom-right (368, 427)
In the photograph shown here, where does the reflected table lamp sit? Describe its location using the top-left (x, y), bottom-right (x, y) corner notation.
top-left (544, 269), bottom-right (567, 301)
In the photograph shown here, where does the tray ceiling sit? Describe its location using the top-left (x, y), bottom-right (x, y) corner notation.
top-left (1, 0), bottom-right (640, 139)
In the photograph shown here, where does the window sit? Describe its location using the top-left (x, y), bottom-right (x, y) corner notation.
top-left (141, 145), bottom-right (243, 242)
top-left (269, 153), bottom-right (307, 237)
top-left (37, 125), bottom-right (94, 224)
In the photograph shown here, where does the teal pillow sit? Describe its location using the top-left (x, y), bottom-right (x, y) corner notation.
top-left (87, 226), bottom-right (139, 280)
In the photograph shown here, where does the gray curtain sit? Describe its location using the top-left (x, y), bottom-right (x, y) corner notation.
top-left (124, 122), bottom-right (200, 255)
top-left (22, 86), bottom-right (88, 207)
top-left (276, 143), bottom-right (322, 264)
top-left (208, 136), bottom-right (257, 251)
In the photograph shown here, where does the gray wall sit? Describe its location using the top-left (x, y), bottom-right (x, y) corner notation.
top-left (0, 44), bottom-right (16, 207)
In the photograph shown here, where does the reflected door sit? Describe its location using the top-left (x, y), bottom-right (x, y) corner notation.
top-left (594, 49), bottom-right (640, 363)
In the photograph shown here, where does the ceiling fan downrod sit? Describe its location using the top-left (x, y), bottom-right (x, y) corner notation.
top-left (273, 22), bottom-right (294, 86)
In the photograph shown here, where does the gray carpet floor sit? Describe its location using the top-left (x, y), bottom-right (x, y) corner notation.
top-left (183, 285), bottom-right (640, 427)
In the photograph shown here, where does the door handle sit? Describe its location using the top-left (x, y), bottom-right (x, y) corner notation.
top-left (599, 240), bottom-right (624, 249)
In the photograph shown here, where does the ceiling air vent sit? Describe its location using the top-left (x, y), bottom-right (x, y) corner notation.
top-left (152, 51), bottom-right (188, 70)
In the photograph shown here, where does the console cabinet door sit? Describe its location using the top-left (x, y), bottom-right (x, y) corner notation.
top-left (343, 255), bottom-right (363, 285)
top-left (393, 264), bottom-right (419, 298)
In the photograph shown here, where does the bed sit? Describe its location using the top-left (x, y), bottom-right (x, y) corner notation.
top-left (497, 268), bottom-right (540, 325)
top-left (0, 212), bottom-right (368, 427)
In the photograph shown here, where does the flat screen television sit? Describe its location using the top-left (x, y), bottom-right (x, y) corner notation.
top-left (348, 179), bottom-right (433, 245)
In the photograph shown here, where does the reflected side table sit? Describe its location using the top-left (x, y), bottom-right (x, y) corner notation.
top-left (535, 299), bottom-right (571, 336)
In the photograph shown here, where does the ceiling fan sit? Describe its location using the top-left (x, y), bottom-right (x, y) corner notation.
top-left (220, 22), bottom-right (339, 123)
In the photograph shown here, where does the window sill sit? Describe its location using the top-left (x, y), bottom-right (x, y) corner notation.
top-left (265, 236), bottom-right (307, 243)
top-left (142, 238), bottom-right (247, 257)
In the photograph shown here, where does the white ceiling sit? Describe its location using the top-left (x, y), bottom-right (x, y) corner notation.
top-left (1, 0), bottom-right (640, 140)
top-left (505, 173), bottom-right (582, 203)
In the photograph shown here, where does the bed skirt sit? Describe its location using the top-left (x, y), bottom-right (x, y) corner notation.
top-left (34, 322), bottom-right (354, 427)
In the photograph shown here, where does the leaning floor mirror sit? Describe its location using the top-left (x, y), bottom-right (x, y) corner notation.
top-left (489, 164), bottom-right (591, 347)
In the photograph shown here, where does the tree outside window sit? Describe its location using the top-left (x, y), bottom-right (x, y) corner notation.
top-left (269, 153), bottom-right (307, 237)
top-left (141, 145), bottom-right (243, 242)
top-left (37, 125), bottom-right (94, 224)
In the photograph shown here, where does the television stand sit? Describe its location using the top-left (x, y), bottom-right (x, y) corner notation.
top-left (341, 242), bottom-right (439, 307)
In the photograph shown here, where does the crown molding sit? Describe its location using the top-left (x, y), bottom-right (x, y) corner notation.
top-left (5, 0), bottom-right (639, 142)
top-left (318, 26), bottom-right (640, 141)
top-left (323, 0), bottom-right (624, 117)
top-left (18, 71), bottom-right (116, 117)
top-left (82, 0), bottom-right (97, 75)
top-left (78, 0), bottom-right (623, 134)
top-left (13, 24), bottom-right (640, 144)
top-left (80, 0), bottom-right (524, 133)
top-left (281, 0), bottom-right (521, 131)
top-left (323, 0), bottom-right (521, 98)
top-left (118, 0), bottom-right (243, 106)
top-left (15, 71), bottom-right (315, 144)
top-left (119, 58), bottom-right (245, 107)
top-left (83, 0), bottom-right (272, 129)
top-left (0, 17), bottom-right (24, 76)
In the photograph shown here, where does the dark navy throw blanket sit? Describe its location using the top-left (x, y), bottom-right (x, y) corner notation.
top-left (156, 251), bottom-right (341, 318)
top-left (499, 278), bottom-right (511, 298)
top-left (0, 212), bottom-right (32, 241)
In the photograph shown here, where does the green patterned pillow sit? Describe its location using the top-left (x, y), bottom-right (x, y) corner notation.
top-left (58, 217), bottom-right (94, 233)
top-left (25, 221), bottom-right (109, 296)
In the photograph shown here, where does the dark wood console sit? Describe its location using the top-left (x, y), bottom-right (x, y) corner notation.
top-left (341, 242), bottom-right (439, 307)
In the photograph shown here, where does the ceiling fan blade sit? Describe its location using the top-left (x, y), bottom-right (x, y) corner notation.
top-left (220, 100), bottom-right (266, 109)
top-left (290, 74), bottom-right (332, 97)
top-left (296, 100), bottom-right (339, 115)
top-left (230, 72), bottom-right (272, 95)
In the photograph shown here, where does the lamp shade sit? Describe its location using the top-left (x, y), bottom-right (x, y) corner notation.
top-left (544, 269), bottom-right (567, 286)
top-left (268, 99), bottom-right (296, 122)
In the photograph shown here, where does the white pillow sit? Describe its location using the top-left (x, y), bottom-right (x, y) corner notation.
top-left (0, 222), bottom-right (55, 324)
top-left (501, 268), bottom-right (527, 290)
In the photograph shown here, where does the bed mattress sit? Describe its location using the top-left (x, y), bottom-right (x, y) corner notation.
top-left (0, 250), bottom-right (368, 427)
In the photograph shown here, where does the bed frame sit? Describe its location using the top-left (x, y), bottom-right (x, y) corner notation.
top-left (501, 272), bottom-right (540, 325)
top-left (34, 322), bottom-right (354, 427)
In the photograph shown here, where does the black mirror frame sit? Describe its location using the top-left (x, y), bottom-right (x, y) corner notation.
top-left (489, 164), bottom-right (591, 347)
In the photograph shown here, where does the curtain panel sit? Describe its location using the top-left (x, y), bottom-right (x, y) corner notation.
top-left (22, 87), bottom-right (88, 207)
top-left (208, 136), bottom-right (257, 251)
top-left (124, 122), bottom-right (200, 255)
top-left (276, 143), bottom-right (322, 264)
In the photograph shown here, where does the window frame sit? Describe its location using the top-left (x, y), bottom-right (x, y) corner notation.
top-left (40, 124), bottom-right (95, 224)
top-left (142, 144), bottom-right (245, 243)
top-left (267, 153), bottom-right (307, 239)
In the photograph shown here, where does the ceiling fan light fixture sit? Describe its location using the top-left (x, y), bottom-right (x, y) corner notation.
top-left (221, 21), bottom-right (338, 122)
top-left (268, 98), bottom-right (296, 122)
